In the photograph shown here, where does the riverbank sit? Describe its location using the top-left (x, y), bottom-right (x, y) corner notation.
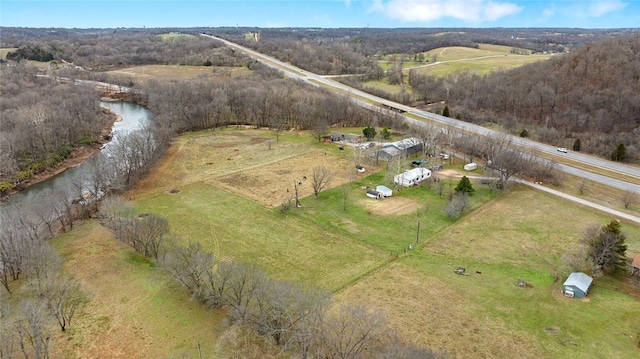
top-left (0, 107), bottom-right (119, 201)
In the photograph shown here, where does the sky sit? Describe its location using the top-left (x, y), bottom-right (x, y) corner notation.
top-left (1, 0), bottom-right (639, 29)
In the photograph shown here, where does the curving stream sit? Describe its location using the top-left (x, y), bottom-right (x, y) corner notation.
top-left (0, 101), bottom-right (153, 214)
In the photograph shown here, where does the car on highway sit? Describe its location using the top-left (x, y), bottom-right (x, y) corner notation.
top-left (557, 147), bottom-right (568, 153)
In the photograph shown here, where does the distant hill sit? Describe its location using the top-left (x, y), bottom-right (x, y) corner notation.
top-left (449, 32), bottom-right (640, 162)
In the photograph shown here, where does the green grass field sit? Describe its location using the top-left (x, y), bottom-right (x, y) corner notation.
top-left (18, 128), bottom-right (638, 358)
top-left (363, 44), bottom-right (551, 95)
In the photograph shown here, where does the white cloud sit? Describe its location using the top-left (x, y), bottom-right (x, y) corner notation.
top-left (370, 0), bottom-right (522, 23)
top-left (541, 7), bottom-right (555, 19)
top-left (589, 0), bottom-right (626, 16)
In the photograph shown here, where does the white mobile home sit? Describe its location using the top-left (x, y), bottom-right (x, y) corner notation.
top-left (394, 168), bottom-right (431, 187)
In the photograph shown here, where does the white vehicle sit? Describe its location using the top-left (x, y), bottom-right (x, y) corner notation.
top-left (463, 162), bottom-right (477, 171)
top-left (557, 147), bottom-right (568, 153)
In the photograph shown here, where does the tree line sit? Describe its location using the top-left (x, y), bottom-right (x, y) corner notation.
top-left (98, 196), bottom-right (441, 358)
top-left (2, 30), bottom-right (251, 71)
top-left (139, 74), bottom-right (406, 135)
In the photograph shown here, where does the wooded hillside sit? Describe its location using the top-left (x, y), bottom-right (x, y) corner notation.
top-left (445, 33), bottom-right (640, 162)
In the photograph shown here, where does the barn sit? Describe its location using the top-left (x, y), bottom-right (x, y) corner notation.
top-left (375, 137), bottom-right (424, 161)
top-left (562, 272), bottom-right (593, 298)
top-left (631, 253), bottom-right (640, 277)
top-left (394, 167), bottom-right (431, 187)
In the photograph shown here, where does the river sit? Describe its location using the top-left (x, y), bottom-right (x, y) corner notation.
top-left (0, 101), bottom-right (153, 214)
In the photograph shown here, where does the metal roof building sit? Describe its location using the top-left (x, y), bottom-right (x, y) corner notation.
top-left (562, 272), bottom-right (593, 298)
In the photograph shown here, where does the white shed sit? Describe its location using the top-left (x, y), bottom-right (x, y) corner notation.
top-left (376, 185), bottom-right (393, 197)
top-left (394, 168), bottom-right (431, 187)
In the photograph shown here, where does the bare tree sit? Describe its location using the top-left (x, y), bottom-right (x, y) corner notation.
top-left (311, 166), bottom-right (333, 199)
top-left (22, 242), bottom-right (62, 290)
top-left (99, 195), bottom-right (136, 242)
top-left (36, 275), bottom-right (88, 332)
top-left (443, 193), bottom-right (471, 219)
top-left (0, 302), bottom-right (18, 358)
top-left (480, 134), bottom-right (531, 185)
top-left (161, 241), bottom-right (230, 308)
top-left (578, 179), bottom-right (590, 195)
top-left (622, 189), bottom-right (637, 209)
top-left (285, 286), bottom-right (330, 359)
top-left (321, 304), bottom-right (388, 359)
top-left (225, 262), bottom-right (267, 325)
top-left (14, 299), bottom-right (51, 359)
top-left (0, 220), bottom-right (25, 292)
top-left (310, 119), bottom-right (329, 143)
top-left (127, 214), bottom-right (170, 259)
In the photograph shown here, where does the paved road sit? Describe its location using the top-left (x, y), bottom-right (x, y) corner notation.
top-left (517, 180), bottom-right (640, 224)
top-left (202, 34), bottom-right (640, 195)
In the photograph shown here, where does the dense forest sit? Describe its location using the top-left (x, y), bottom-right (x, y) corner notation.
top-left (0, 64), bottom-right (105, 191)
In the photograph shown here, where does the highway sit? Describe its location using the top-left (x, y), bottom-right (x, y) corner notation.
top-left (203, 34), bottom-right (640, 194)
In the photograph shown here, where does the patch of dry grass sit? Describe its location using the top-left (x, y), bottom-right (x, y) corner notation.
top-left (50, 221), bottom-right (224, 359)
top-left (107, 64), bottom-right (251, 83)
top-left (337, 262), bottom-right (545, 359)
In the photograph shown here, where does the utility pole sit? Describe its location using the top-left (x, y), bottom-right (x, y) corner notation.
top-left (294, 180), bottom-right (301, 207)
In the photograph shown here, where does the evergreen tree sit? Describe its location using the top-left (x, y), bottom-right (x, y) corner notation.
top-left (583, 219), bottom-right (627, 274)
top-left (454, 176), bottom-right (474, 194)
top-left (442, 105), bottom-right (450, 117)
top-left (519, 129), bottom-right (528, 138)
top-left (362, 126), bottom-right (376, 141)
top-left (380, 127), bottom-right (391, 139)
top-left (573, 138), bottom-right (581, 151)
top-left (611, 143), bottom-right (627, 162)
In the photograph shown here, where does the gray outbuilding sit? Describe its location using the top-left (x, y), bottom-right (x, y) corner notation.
top-left (562, 272), bottom-right (593, 298)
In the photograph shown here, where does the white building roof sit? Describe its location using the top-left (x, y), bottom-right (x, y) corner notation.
top-left (563, 272), bottom-right (593, 293)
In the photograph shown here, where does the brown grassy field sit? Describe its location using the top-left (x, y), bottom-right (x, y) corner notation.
top-left (131, 129), bottom-right (374, 207)
top-left (0, 48), bottom-right (18, 60)
top-left (107, 64), bottom-right (252, 83)
top-left (337, 262), bottom-right (546, 359)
